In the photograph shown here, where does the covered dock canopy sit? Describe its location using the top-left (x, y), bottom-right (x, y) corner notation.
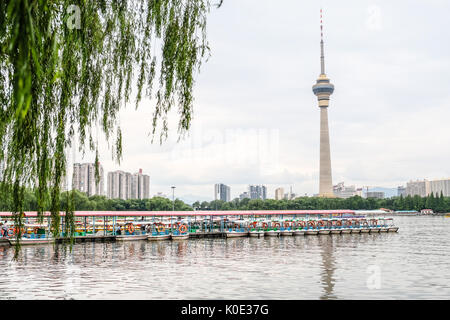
top-left (0, 209), bottom-right (355, 217)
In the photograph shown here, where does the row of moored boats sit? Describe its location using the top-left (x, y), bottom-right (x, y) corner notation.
top-left (0, 217), bottom-right (399, 245)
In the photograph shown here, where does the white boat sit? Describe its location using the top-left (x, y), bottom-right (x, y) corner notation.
top-left (249, 230), bottom-right (264, 237)
top-left (360, 228), bottom-right (370, 233)
top-left (171, 233), bottom-right (189, 240)
top-left (318, 229), bottom-right (331, 235)
top-left (330, 229), bottom-right (341, 234)
top-left (225, 230), bottom-right (248, 238)
top-left (9, 237), bottom-right (54, 245)
top-left (280, 230), bottom-right (293, 236)
top-left (379, 227), bottom-right (388, 232)
top-left (264, 230), bottom-right (279, 237)
top-left (293, 229), bottom-right (306, 236)
top-left (340, 229), bottom-right (352, 234)
top-left (305, 229), bottom-right (319, 235)
top-left (385, 218), bottom-right (399, 232)
top-left (147, 234), bottom-right (171, 241)
top-left (350, 228), bottom-right (361, 234)
top-left (115, 234), bottom-right (148, 241)
top-left (369, 227), bottom-right (380, 233)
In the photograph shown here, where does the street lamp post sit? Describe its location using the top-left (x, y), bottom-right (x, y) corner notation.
top-left (171, 186), bottom-right (176, 211)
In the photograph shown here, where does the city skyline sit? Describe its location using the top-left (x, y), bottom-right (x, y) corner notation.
top-left (64, 1), bottom-right (450, 203)
top-left (67, 160), bottom-right (450, 203)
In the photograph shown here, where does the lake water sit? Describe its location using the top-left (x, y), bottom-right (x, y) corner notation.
top-left (0, 216), bottom-right (449, 299)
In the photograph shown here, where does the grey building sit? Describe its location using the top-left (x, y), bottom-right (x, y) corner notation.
top-left (406, 178), bottom-right (450, 197)
top-left (214, 183), bottom-right (231, 202)
top-left (107, 170), bottom-right (133, 200)
top-left (131, 169), bottom-right (150, 200)
top-left (366, 191), bottom-right (385, 199)
top-left (239, 192), bottom-right (250, 200)
top-left (108, 168), bottom-right (149, 200)
top-left (72, 162), bottom-right (104, 196)
top-left (249, 185), bottom-right (267, 200)
top-left (333, 182), bottom-right (357, 199)
top-left (406, 180), bottom-right (428, 197)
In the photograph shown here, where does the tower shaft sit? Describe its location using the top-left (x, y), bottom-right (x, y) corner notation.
top-left (312, 9), bottom-right (335, 198)
top-left (319, 106), bottom-right (333, 196)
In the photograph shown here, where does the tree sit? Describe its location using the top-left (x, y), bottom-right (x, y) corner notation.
top-left (192, 201), bottom-right (201, 210)
top-left (0, 1), bottom-right (220, 255)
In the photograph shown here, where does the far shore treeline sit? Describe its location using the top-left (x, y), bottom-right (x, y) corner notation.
top-left (1, 189), bottom-right (449, 213)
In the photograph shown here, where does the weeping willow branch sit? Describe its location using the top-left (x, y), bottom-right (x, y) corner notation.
top-left (0, 0), bottom-right (218, 258)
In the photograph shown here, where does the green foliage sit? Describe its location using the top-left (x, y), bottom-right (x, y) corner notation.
top-left (13, 189), bottom-right (193, 212)
top-left (194, 194), bottom-right (450, 213)
top-left (0, 0), bottom-right (216, 256)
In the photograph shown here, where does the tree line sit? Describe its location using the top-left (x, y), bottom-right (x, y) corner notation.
top-left (0, 189), bottom-right (193, 212)
top-left (193, 193), bottom-right (450, 213)
top-left (1, 189), bottom-right (449, 213)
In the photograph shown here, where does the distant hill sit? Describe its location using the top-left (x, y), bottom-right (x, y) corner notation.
top-left (178, 194), bottom-right (211, 205)
top-left (368, 187), bottom-right (398, 198)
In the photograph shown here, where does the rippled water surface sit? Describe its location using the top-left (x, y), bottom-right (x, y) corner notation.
top-left (0, 216), bottom-right (449, 299)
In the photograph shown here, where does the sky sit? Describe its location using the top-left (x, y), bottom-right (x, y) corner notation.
top-left (69, 0), bottom-right (450, 204)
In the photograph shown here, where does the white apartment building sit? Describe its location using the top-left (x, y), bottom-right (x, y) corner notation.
top-left (275, 187), bottom-right (284, 200)
top-left (72, 163), bottom-right (104, 196)
top-left (108, 169), bottom-right (150, 200)
top-left (406, 178), bottom-right (450, 197)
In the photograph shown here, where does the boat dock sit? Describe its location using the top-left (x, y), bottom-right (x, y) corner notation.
top-left (0, 209), bottom-right (399, 246)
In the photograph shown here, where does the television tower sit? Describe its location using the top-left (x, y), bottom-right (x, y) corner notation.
top-left (312, 9), bottom-right (335, 197)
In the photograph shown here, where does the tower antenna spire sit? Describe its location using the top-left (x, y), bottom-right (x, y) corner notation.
top-left (320, 8), bottom-right (325, 75)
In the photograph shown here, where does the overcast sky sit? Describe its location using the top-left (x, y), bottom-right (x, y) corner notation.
top-left (70, 0), bottom-right (450, 203)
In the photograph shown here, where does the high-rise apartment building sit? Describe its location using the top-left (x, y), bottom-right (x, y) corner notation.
top-left (275, 187), bottom-right (284, 200)
top-left (108, 168), bottom-right (150, 200)
top-left (214, 183), bottom-right (231, 202)
top-left (406, 179), bottom-right (450, 197)
top-left (249, 185), bottom-right (267, 200)
top-left (72, 162), bottom-right (104, 196)
top-left (107, 171), bottom-right (133, 200)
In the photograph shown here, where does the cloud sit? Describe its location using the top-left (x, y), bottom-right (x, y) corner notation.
top-left (69, 0), bottom-right (450, 201)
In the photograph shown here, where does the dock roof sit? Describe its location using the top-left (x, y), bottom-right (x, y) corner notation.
top-left (0, 209), bottom-right (355, 217)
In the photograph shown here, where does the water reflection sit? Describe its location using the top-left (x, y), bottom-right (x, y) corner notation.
top-left (0, 217), bottom-right (449, 299)
top-left (318, 236), bottom-right (336, 300)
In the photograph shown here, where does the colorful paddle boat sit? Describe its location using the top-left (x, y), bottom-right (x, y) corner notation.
top-left (293, 221), bottom-right (306, 236)
top-left (171, 223), bottom-right (189, 240)
top-left (369, 219), bottom-right (381, 233)
top-left (147, 223), bottom-right (171, 241)
top-left (225, 220), bottom-right (248, 238)
top-left (8, 224), bottom-right (54, 245)
top-left (317, 219), bottom-right (331, 235)
top-left (115, 222), bottom-right (148, 241)
top-left (305, 220), bottom-right (319, 235)
top-left (280, 221), bottom-right (294, 236)
top-left (249, 221), bottom-right (264, 237)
